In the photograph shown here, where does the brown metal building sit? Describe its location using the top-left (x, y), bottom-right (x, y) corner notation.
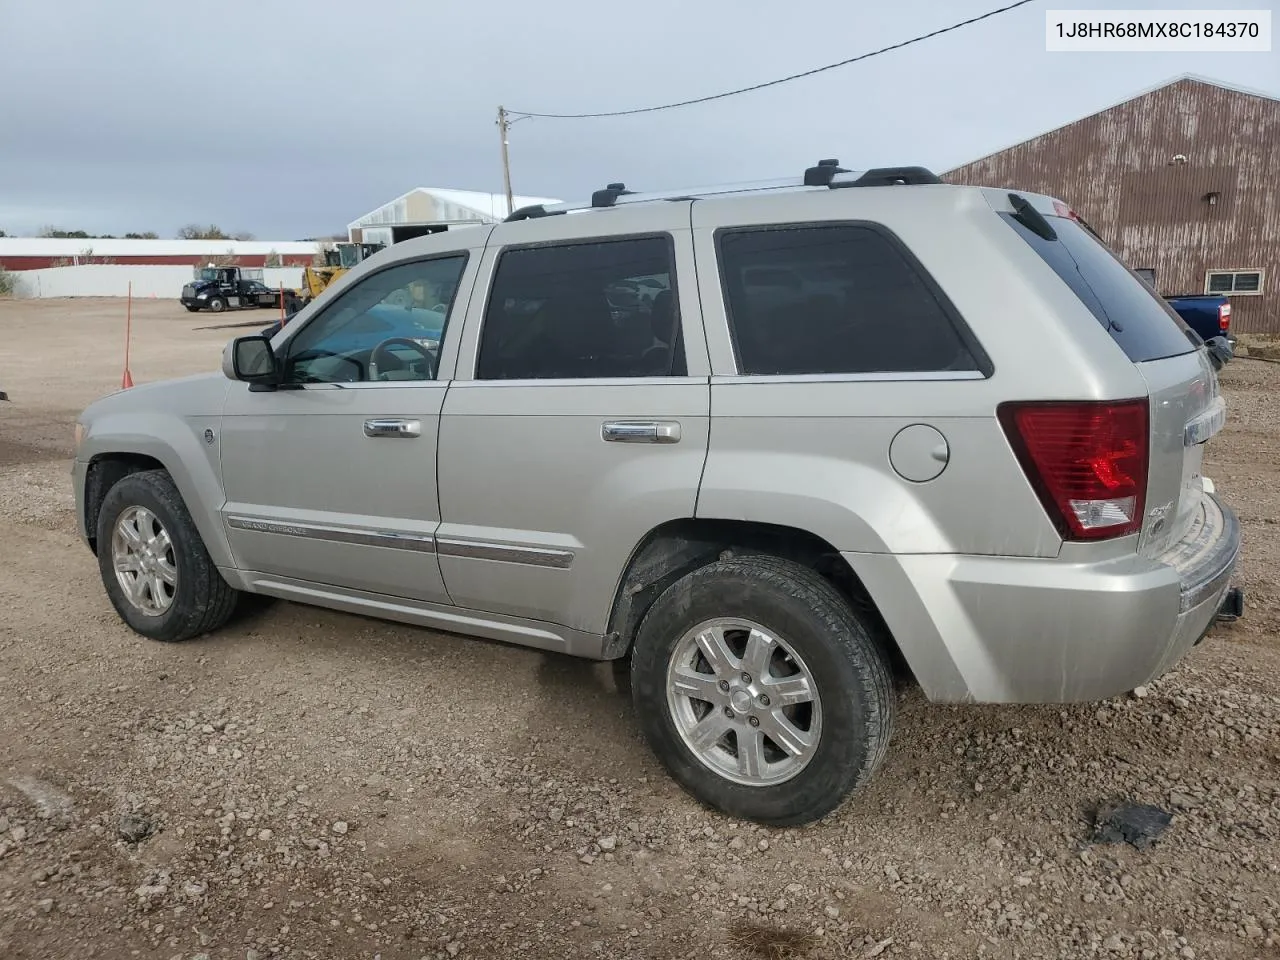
top-left (944, 75), bottom-right (1279, 334)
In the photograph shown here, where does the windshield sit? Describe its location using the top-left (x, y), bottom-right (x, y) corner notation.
top-left (198, 268), bottom-right (221, 282)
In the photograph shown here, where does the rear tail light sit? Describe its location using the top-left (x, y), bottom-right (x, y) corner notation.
top-left (998, 399), bottom-right (1149, 541)
top-left (1218, 302), bottom-right (1231, 332)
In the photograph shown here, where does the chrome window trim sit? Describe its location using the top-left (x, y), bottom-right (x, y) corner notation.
top-left (447, 375), bottom-right (706, 389)
top-left (709, 370), bottom-right (987, 385)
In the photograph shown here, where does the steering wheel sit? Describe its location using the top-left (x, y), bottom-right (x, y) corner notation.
top-left (370, 337), bottom-right (436, 380)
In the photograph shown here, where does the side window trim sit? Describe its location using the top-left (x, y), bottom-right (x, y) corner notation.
top-left (472, 231), bottom-right (688, 383)
top-left (711, 220), bottom-right (994, 379)
top-left (280, 250), bottom-right (472, 388)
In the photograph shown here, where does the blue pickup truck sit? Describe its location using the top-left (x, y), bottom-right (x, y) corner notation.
top-left (1134, 268), bottom-right (1235, 367)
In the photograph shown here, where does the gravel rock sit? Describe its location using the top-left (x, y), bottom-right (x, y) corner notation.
top-left (1, 311), bottom-right (1279, 960)
top-left (117, 812), bottom-right (153, 843)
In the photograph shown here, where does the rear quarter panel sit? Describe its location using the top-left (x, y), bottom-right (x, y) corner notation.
top-left (691, 185), bottom-right (1152, 560)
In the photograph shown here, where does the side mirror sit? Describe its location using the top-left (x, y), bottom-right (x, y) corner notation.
top-left (222, 335), bottom-right (280, 387)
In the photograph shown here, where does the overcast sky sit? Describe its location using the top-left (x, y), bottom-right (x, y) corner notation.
top-left (1, 0), bottom-right (1275, 239)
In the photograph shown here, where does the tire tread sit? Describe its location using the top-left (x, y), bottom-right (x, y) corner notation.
top-left (97, 469), bottom-right (238, 643)
top-left (630, 553), bottom-right (895, 825)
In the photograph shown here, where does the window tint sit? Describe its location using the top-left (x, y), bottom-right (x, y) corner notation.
top-left (476, 236), bottom-right (685, 380)
top-left (284, 256), bottom-right (466, 384)
top-left (717, 225), bottom-right (979, 376)
top-left (1000, 214), bottom-right (1196, 363)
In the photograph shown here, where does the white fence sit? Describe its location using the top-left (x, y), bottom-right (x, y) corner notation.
top-left (9, 264), bottom-right (306, 299)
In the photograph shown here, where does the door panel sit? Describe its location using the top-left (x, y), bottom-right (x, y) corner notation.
top-left (436, 209), bottom-right (711, 636)
top-left (216, 238), bottom-right (488, 604)
top-left (436, 380), bottom-right (709, 629)
top-left (219, 382), bottom-right (449, 602)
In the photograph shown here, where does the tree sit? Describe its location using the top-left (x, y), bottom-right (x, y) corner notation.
top-left (0, 229), bottom-right (6, 237)
top-left (124, 231), bottom-right (159, 239)
top-left (232, 231), bottom-right (255, 241)
top-left (39, 227), bottom-right (91, 239)
top-left (177, 224), bottom-right (232, 240)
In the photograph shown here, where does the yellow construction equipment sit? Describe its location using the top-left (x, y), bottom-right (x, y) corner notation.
top-left (286, 242), bottom-right (385, 314)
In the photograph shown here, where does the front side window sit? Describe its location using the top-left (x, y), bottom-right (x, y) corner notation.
top-left (717, 224), bottom-right (980, 376)
top-left (283, 255), bottom-right (466, 384)
top-left (476, 236), bottom-right (684, 380)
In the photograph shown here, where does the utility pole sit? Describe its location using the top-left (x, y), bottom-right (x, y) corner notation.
top-left (496, 106), bottom-right (515, 217)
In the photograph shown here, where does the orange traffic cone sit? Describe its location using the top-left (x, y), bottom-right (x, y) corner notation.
top-left (121, 282), bottom-right (134, 389)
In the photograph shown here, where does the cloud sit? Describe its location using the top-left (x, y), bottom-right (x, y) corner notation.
top-left (1, 0), bottom-right (1274, 237)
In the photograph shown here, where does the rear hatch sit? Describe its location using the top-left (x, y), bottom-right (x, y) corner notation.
top-left (997, 193), bottom-right (1221, 557)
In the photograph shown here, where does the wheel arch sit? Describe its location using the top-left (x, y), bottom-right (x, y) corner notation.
top-left (81, 438), bottom-right (231, 568)
top-left (84, 452), bottom-right (167, 552)
top-left (604, 517), bottom-right (912, 683)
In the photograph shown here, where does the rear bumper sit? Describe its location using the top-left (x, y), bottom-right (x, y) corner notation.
top-left (850, 493), bottom-right (1241, 704)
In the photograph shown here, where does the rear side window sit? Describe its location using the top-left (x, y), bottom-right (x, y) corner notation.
top-left (717, 224), bottom-right (983, 376)
top-left (476, 236), bottom-right (685, 380)
top-left (1000, 213), bottom-right (1196, 363)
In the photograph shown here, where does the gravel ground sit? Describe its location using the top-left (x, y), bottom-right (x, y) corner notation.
top-left (0, 298), bottom-right (1277, 960)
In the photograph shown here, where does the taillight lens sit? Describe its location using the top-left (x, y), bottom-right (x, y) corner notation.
top-left (1218, 302), bottom-right (1231, 332)
top-left (998, 399), bottom-right (1149, 541)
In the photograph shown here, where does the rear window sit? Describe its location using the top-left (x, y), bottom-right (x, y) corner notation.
top-left (1000, 213), bottom-right (1196, 363)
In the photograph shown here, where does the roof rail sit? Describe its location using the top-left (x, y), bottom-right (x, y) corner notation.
top-left (832, 166), bottom-right (942, 188)
top-left (591, 182), bottom-right (637, 208)
top-left (803, 158), bottom-right (850, 186)
top-left (504, 204), bottom-right (546, 222)
top-left (502, 164), bottom-right (944, 221)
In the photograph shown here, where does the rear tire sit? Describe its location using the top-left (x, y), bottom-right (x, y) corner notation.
top-left (630, 554), bottom-right (894, 826)
top-left (96, 469), bottom-right (239, 643)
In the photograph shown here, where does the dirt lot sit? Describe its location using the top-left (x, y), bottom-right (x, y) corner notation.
top-left (0, 297), bottom-right (1277, 960)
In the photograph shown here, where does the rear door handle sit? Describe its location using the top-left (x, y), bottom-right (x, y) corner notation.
top-left (364, 418), bottom-right (421, 438)
top-left (601, 420), bottom-right (681, 444)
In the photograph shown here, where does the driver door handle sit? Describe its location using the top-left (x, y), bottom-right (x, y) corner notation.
top-left (364, 418), bottom-right (421, 438)
top-left (601, 420), bottom-right (681, 444)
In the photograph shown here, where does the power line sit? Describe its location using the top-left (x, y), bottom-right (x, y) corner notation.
top-left (508, 0), bottom-right (1040, 120)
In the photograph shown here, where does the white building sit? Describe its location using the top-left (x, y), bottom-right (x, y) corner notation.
top-left (347, 187), bottom-right (562, 245)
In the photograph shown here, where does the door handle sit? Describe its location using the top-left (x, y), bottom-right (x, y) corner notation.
top-left (601, 420), bottom-right (681, 444)
top-left (363, 418), bottom-right (421, 438)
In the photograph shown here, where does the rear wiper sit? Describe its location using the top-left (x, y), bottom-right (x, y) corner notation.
top-left (1008, 193), bottom-right (1057, 241)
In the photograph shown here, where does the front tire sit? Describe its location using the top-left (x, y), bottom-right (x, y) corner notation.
top-left (207, 297), bottom-right (227, 313)
top-left (630, 555), bottom-right (895, 826)
top-left (96, 469), bottom-right (239, 643)
top-left (184, 304), bottom-right (200, 313)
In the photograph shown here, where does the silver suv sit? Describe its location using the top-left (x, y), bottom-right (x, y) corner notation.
top-left (72, 163), bottom-right (1242, 825)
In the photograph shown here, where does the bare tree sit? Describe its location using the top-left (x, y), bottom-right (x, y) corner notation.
top-left (178, 224), bottom-right (232, 240)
